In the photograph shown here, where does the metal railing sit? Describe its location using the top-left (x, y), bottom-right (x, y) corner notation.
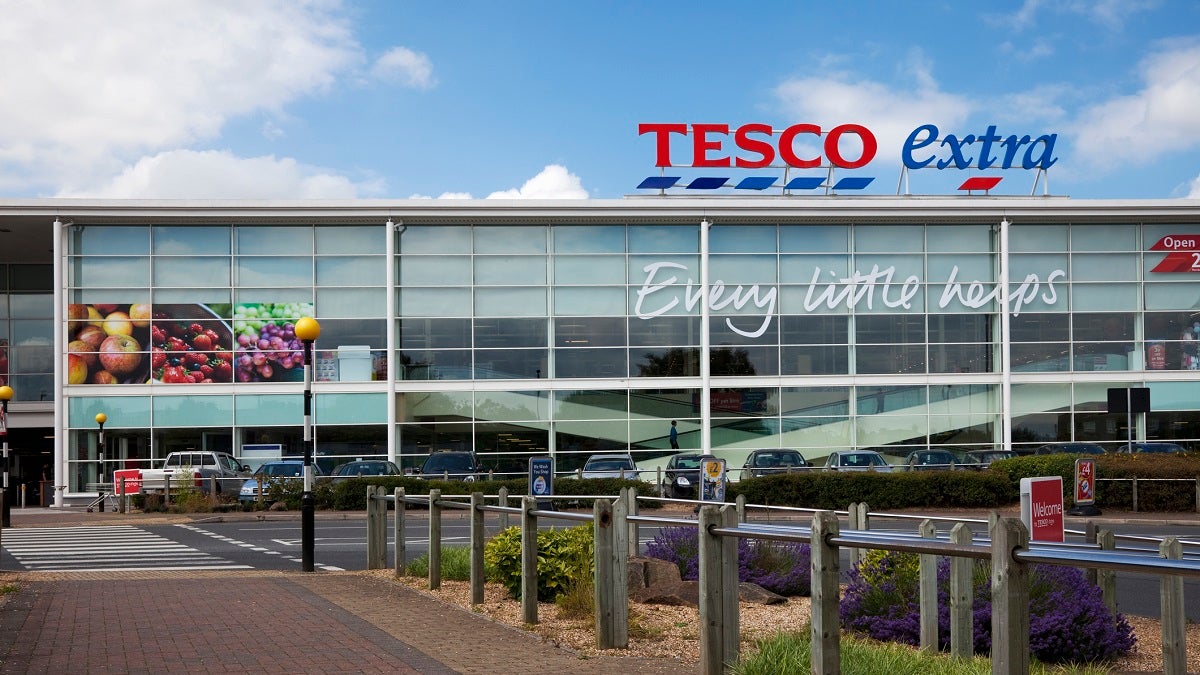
top-left (365, 487), bottom-right (1200, 675)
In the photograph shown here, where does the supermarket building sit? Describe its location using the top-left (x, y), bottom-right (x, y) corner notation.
top-left (0, 197), bottom-right (1198, 506)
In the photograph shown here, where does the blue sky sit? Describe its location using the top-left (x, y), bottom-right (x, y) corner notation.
top-left (3, 0), bottom-right (1199, 200)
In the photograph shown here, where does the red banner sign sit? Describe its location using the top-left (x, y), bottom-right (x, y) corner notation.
top-left (1021, 476), bottom-right (1064, 542)
top-left (1149, 235), bottom-right (1200, 273)
top-left (1074, 458), bottom-right (1095, 506)
top-left (113, 469), bottom-right (142, 495)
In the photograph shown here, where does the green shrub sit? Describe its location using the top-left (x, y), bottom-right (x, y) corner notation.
top-left (729, 471), bottom-right (1013, 510)
top-left (992, 453), bottom-right (1200, 511)
top-left (484, 524), bottom-right (594, 601)
top-left (554, 578), bottom-right (595, 619)
top-left (406, 545), bottom-right (475, 581)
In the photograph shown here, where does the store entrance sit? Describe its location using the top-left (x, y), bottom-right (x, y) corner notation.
top-left (2, 426), bottom-right (54, 507)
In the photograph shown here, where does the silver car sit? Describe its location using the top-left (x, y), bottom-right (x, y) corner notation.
top-left (580, 453), bottom-right (638, 479)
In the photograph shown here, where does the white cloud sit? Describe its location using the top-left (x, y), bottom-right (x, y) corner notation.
top-left (486, 165), bottom-right (588, 199)
top-left (0, 1), bottom-right (361, 193)
top-left (992, 0), bottom-right (1159, 30)
top-left (1072, 40), bottom-right (1200, 168)
top-left (56, 149), bottom-right (380, 199)
top-left (372, 46), bottom-right (436, 89)
top-left (1189, 174), bottom-right (1200, 199)
top-left (773, 53), bottom-right (973, 165)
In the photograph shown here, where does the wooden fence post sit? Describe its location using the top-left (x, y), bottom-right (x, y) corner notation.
top-left (594, 497), bottom-right (629, 649)
top-left (1098, 529), bottom-right (1116, 612)
top-left (428, 488), bottom-right (442, 590)
top-left (811, 510), bottom-right (841, 675)
top-left (498, 486), bottom-right (509, 530)
top-left (394, 487), bottom-right (406, 576)
top-left (1160, 537), bottom-right (1186, 675)
top-left (735, 493), bottom-right (746, 523)
top-left (1084, 521), bottom-right (1098, 585)
top-left (367, 485), bottom-right (385, 570)
top-left (625, 487), bottom-right (639, 558)
top-left (119, 477), bottom-right (127, 514)
top-left (919, 519), bottom-right (938, 652)
top-left (1132, 477), bottom-right (1139, 512)
top-left (991, 517), bottom-right (1030, 675)
top-left (470, 492), bottom-right (485, 605)
top-left (949, 523), bottom-right (973, 660)
top-left (521, 496), bottom-right (538, 625)
top-left (698, 504), bottom-right (738, 675)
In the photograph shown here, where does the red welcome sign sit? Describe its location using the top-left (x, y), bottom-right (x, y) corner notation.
top-left (1020, 476), bottom-right (1064, 542)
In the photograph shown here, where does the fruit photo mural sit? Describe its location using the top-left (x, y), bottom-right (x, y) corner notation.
top-left (151, 304), bottom-right (234, 383)
top-left (232, 302), bottom-right (314, 382)
top-left (0, 338), bottom-right (9, 386)
top-left (67, 303), bottom-right (153, 384)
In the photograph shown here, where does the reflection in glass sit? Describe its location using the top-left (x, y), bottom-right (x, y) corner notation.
top-left (555, 348), bottom-right (626, 378)
top-left (236, 226), bottom-right (312, 255)
top-left (474, 348), bottom-right (546, 379)
top-left (153, 226), bottom-right (231, 255)
top-left (632, 347), bottom-right (699, 377)
top-left (400, 318), bottom-right (471, 349)
top-left (856, 345), bottom-right (927, 375)
top-left (554, 390), bottom-right (628, 418)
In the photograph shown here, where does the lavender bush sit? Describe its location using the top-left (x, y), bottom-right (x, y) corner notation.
top-left (840, 550), bottom-right (1136, 664)
top-left (645, 526), bottom-right (811, 596)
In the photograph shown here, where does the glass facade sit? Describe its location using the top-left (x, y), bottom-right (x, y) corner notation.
top-left (2, 201), bottom-right (1197, 496)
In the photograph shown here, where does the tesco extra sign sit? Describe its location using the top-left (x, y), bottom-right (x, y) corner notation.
top-left (638, 123), bottom-right (1058, 172)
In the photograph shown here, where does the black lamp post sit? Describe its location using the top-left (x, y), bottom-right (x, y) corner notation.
top-left (0, 385), bottom-right (12, 527)
top-left (295, 316), bottom-right (321, 572)
top-left (95, 412), bottom-right (107, 513)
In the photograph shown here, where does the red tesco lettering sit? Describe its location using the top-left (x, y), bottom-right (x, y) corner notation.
top-left (638, 123), bottom-right (877, 170)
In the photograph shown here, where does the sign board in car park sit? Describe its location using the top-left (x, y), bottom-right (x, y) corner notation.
top-left (112, 468), bottom-right (142, 495)
top-left (700, 457), bottom-right (727, 503)
top-left (1074, 458), bottom-right (1096, 506)
top-left (1020, 476), bottom-right (1065, 542)
top-left (529, 457), bottom-right (553, 509)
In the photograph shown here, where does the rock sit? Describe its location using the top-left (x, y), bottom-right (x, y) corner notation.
top-left (738, 582), bottom-right (787, 605)
top-left (268, 501), bottom-right (289, 511)
top-left (627, 556), bottom-right (789, 607)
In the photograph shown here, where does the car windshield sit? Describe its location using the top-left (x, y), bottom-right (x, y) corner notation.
top-left (584, 458), bottom-right (634, 471)
top-left (843, 453), bottom-right (885, 467)
top-left (975, 452), bottom-right (1015, 462)
top-left (752, 452), bottom-right (803, 467)
top-left (338, 462), bottom-right (392, 475)
top-left (674, 456), bottom-right (702, 470)
top-left (259, 463), bottom-right (302, 477)
top-left (424, 454), bottom-right (473, 471)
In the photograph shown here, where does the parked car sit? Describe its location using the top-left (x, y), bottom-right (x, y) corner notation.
top-left (580, 453), bottom-right (638, 479)
top-left (416, 450), bottom-right (484, 481)
top-left (823, 450), bottom-right (893, 472)
top-left (742, 449), bottom-right (810, 478)
top-left (239, 459), bottom-right (324, 503)
top-left (661, 453), bottom-right (715, 499)
top-left (1034, 442), bottom-right (1106, 455)
top-left (331, 460), bottom-right (401, 480)
top-left (965, 449), bottom-right (1018, 464)
top-left (903, 449), bottom-right (959, 471)
top-left (140, 450), bottom-right (250, 496)
top-left (1115, 442), bottom-right (1187, 454)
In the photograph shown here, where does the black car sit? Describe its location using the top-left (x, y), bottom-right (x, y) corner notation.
top-left (661, 453), bottom-right (715, 499)
top-left (742, 449), bottom-right (810, 478)
top-left (416, 450), bottom-right (483, 482)
top-left (1034, 442), bottom-right (1106, 456)
top-left (1115, 442), bottom-right (1187, 454)
top-left (331, 460), bottom-right (401, 480)
top-left (903, 449), bottom-right (959, 471)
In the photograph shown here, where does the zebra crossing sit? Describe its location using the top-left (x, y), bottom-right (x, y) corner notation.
top-left (0, 525), bottom-right (253, 572)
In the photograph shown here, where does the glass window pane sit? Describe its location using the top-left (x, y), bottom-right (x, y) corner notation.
top-left (555, 317), bottom-right (625, 347)
top-left (1071, 253), bottom-right (1136, 281)
top-left (781, 386), bottom-right (849, 415)
top-left (235, 288), bottom-right (314, 306)
top-left (1071, 224), bottom-right (1135, 252)
top-left (474, 287), bottom-right (546, 317)
top-left (316, 288), bottom-right (384, 318)
top-left (854, 225), bottom-right (923, 252)
top-left (401, 255), bottom-right (471, 286)
top-left (398, 288), bottom-right (470, 317)
top-left (73, 226), bottom-right (149, 255)
top-left (9, 292), bottom-right (52, 319)
top-left (710, 225), bottom-right (776, 253)
top-left (631, 347), bottom-right (699, 376)
top-left (71, 257), bottom-right (151, 287)
top-left (154, 257), bottom-right (231, 287)
top-left (1012, 344), bottom-right (1070, 371)
top-left (474, 391), bottom-right (549, 422)
top-left (928, 343), bottom-right (992, 373)
top-left (857, 315), bottom-right (925, 344)
top-left (553, 226), bottom-right (625, 253)
top-left (555, 347), bottom-right (628, 378)
top-left (779, 254), bottom-right (851, 283)
top-left (629, 316), bottom-right (699, 346)
top-left (153, 395), bottom-right (233, 427)
top-left (236, 256), bottom-right (312, 286)
top-left (553, 390), bottom-right (628, 418)
top-left (629, 225), bottom-right (696, 253)
top-left (710, 254), bottom-right (777, 284)
top-left (474, 226), bottom-right (546, 254)
top-left (1145, 283), bottom-right (1200, 310)
top-left (553, 255), bottom-right (625, 284)
top-left (395, 391), bottom-right (473, 421)
top-left (400, 225), bottom-right (471, 254)
top-left (312, 318), bottom-right (385, 349)
top-left (780, 315), bottom-right (848, 344)
top-left (397, 349), bottom-right (471, 380)
top-left (154, 289), bottom-right (232, 306)
top-left (400, 318), bottom-right (471, 349)
top-left (236, 226), bottom-right (312, 255)
top-left (856, 414), bottom-right (928, 447)
top-left (153, 226), bottom-right (230, 255)
top-left (1071, 283), bottom-right (1137, 311)
top-left (779, 225), bottom-right (848, 253)
top-left (474, 318), bottom-right (546, 349)
top-left (11, 264), bottom-right (53, 290)
top-left (781, 346), bottom-right (848, 375)
top-left (474, 256), bottom-right (547, 285)
top-left (711, 346), bottom-right (778, 376)
top-left (856, 345), bottom-right (927, 375)
top-left (316, 225), bottom-right (384, 254)
top-left (554, 287), bottom-right (626, 316)
top-left (68, 395), bottom-right (152, 428)
top-left (926, 225), bottom-right (991, 252)
top-left (316, 256), bottom-right (384, 286)
top-left (474, 349), bottom-right (546, 379)
top-left (1010, 224), bottom-right (1066, 252)
top-left (317, 393), bottom-right (387, 424)
top-left (235, 394), bottom-right (302, 425)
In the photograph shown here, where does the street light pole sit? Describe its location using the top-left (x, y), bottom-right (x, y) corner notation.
top-left (295, 316), bottom-right (321, 573)
top-left (0, 385), bottom-right (13, 527)
top-left (95, 412), bottom-right (107, 513)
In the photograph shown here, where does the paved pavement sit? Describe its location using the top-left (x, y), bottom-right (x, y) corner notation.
top-left (1, 504), bottom-right (1196, 674)
top-left (0, 507), bottom-right (691, 674)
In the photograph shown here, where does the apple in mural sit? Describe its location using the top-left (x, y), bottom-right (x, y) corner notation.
top-left (90, 370), bottom-right (119, 385)
top-left (76, 324), bottom-right (107, 350)
top-left (103, 311), bottom-right (133, 336)
top-left (68, 304), bottom-right (90, 322)
top-left (67, 339), bottom-right (97, 368)
top-left (129, 303), bottom-right (152, 328)
top-left (98, 334), bottom-right (143, 376)
top-left (67, 353), bottom-right (89, 384)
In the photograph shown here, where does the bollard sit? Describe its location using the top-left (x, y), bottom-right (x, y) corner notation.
top-left (498, 486), bottom-right (509, 530)
top-left (428, 488), bottom-right (442, 590)
top-left (209, 476), bottom-right (217, 505)
top-left (624, 487), bottom-right (639, 558)
top-left (470, 492), bottom-right (485, 605)
top-left (394, 487), bottom-right (406, 576)
top-left (521, 496), bottom-right (538, 625)
top-left (1084, 522), bottom-right (1099, 586)
top-left (165, 473), bottom-right (171, 508)
top-left (918, 520), bottom-right (938, 652)
top-left (119, 477), bottom-right (127, 514)
top-left (991, 518), bottom-right (1030, 675)
top-left (1097, 530), bottom-right (1116, 612)
top-left (811, 510), bottom-right (841, 674)
top-left (1160, 538), bottom-right (1185, 675)
top-left (735, 493), bottom-right (746, 523)
top-left (656, 466), bottom-right (662, 498)
top-left (698, 504), bottom-right (738, 675)
top-left (1132, 477), bottom-right (1139, 512)
top-left (367, 486), bottom-right (387, 570)
top-left (949, 523), bottom-right (973, 660)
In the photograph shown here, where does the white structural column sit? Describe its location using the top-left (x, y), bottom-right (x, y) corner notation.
top-left (998, 218), bottom-right (1013, 451)
top-left (699, 219), bottom-right (712, 455)
top-left (386, 218), bottom-right (398, 465)
top-left (52, 218), bottom-right (66, 508)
